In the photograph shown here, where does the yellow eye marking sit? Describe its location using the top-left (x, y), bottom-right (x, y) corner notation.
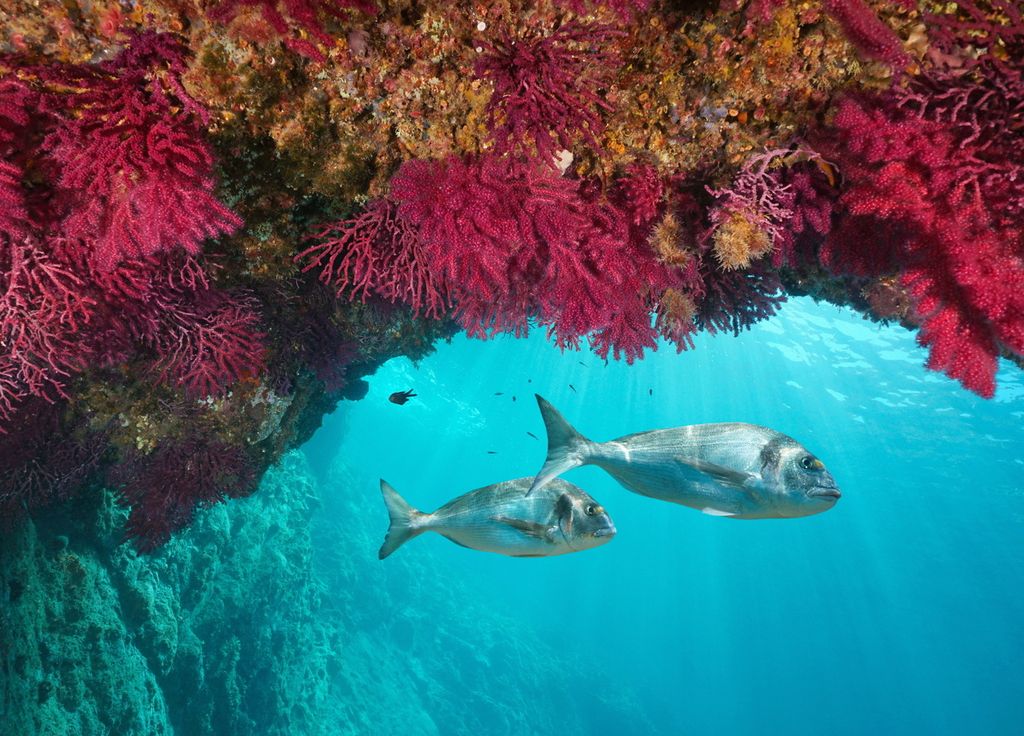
top-left (811, 459), bottom-right (824, 470)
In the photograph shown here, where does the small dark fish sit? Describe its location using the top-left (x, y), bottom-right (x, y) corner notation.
top-left (487, 450), bottom-right (498, 455)
top-left (388, 390), bottom-right (416, 405)
top-left (494, 391), bottom-right (504, 396)
top-left (512, 396), bottom-right (517, 402)
top-left (528, 379), bottom-right (532, 383)
top-left (527, 431), bottom-right (538, 440)
top-left (569, 384), bottom-right (577, 393)
top-left (578, 361), bottom-right (588, 367)
top-left (649, 388), bottom-right (653, 396)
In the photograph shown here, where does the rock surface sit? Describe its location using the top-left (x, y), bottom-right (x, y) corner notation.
top-left (1, 450), bottom-right (650, 735)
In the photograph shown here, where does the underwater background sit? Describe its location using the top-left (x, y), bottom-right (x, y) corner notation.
top-left (3, 2), bottom-right (1024, 734)
top-left (310, 294), bottom-right (1024, 736)
top-left (3, 296), bottom-right (1023, 735)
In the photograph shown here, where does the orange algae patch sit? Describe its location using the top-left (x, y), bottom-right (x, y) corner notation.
top-left (658, 288), bottom-right (697, 325)
top-left (649, 213), bottom-right (693, 268)
top-left (712, 210), bottom-right (772, 270)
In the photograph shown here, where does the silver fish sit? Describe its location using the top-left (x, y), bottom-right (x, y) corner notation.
top-left (378, 477), bottom-right (616, 559)
top-left (528, 395), bottom-right (841, 519)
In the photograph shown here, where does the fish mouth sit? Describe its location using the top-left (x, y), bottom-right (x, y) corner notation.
top-left (808, 487), bottom-right (842, 501)
top-left (592, 526), bottom-right (617, 538)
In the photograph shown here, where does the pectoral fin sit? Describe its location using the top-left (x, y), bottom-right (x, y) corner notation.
top-left (492, 516), bottom-right (557, 543)
top-left (679, 458), bottom-right (756, 490)
top-left (701, 507), bottom-right (736, 517)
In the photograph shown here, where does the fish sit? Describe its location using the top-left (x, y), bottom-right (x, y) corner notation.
top-left (527, 395), bottom-right (841, 519)
top-left (486, 450), bottom-right (497, 455)
top-left (569, 384), bottom-right (576, 393)
top-left (494, 391), bottom-right (504, 396)
top-left (526, 431), bottom-right (538, 440)
top-left (378, 477), bottom-right (616, 559)
top-left (388, 389), bottom-right (416, 405)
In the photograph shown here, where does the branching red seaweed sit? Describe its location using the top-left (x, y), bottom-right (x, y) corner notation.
top-left (475, 21), bottom-right (624, 164)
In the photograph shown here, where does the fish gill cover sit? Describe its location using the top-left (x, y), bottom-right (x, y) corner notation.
top-left (0, 0), bottom-right (1022, 546)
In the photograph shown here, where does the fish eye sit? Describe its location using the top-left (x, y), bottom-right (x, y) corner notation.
top-left (585, 504), bottom-right (598, 516)
top-left (800, 455), bottom-right (820, 470)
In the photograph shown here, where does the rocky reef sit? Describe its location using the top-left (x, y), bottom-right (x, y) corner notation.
top-left (0, 0), bottom-right (1021, 602)
top-left (1, 449), bottom-right (652, 735)
top-left (2, 3), bottom-right (1021, 732)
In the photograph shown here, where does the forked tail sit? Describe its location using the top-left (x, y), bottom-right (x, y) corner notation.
top-left (378, 480), bottom-right (428, 559)
top-left (527, 395), bottom-right (594, 495)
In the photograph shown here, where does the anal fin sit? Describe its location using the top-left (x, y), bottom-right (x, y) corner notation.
top-left (439, 533), bottom-right (474, 549)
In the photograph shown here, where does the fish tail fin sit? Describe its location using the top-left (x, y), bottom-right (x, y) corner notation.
top-left (378, 480), bottom-right (428, 559)
top-left (528, 395), bottom-right (594, 495)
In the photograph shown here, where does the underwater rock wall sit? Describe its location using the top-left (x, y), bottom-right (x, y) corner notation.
top-left (0, 450), bottom-right (651, 735)
top-left (1, 452), bottom-right (327, 735)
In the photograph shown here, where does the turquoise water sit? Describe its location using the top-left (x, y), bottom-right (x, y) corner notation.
top-left (304, 296), bottom-right (1024, 735)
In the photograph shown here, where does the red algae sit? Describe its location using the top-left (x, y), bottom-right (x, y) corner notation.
top-left (2, 0), bottom-right (1022, 547)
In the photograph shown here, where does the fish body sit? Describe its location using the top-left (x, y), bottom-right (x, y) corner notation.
top-left (388, 390), bottom-right (416, 405)
top-left (378, 477), bottom-right (615, 559)
top-left (529, 395), bottom-right (840, 519)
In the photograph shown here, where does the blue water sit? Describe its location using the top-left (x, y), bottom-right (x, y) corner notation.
top-left (304, 296), bottom-right (1024, 735)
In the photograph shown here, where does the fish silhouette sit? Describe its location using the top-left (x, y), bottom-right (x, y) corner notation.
top-left (528, 395), bottom-right (841, 519)
top-left (378, 478), bottom-right (615, 559)
top-left (388, 390), bottom-right (416, 405)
